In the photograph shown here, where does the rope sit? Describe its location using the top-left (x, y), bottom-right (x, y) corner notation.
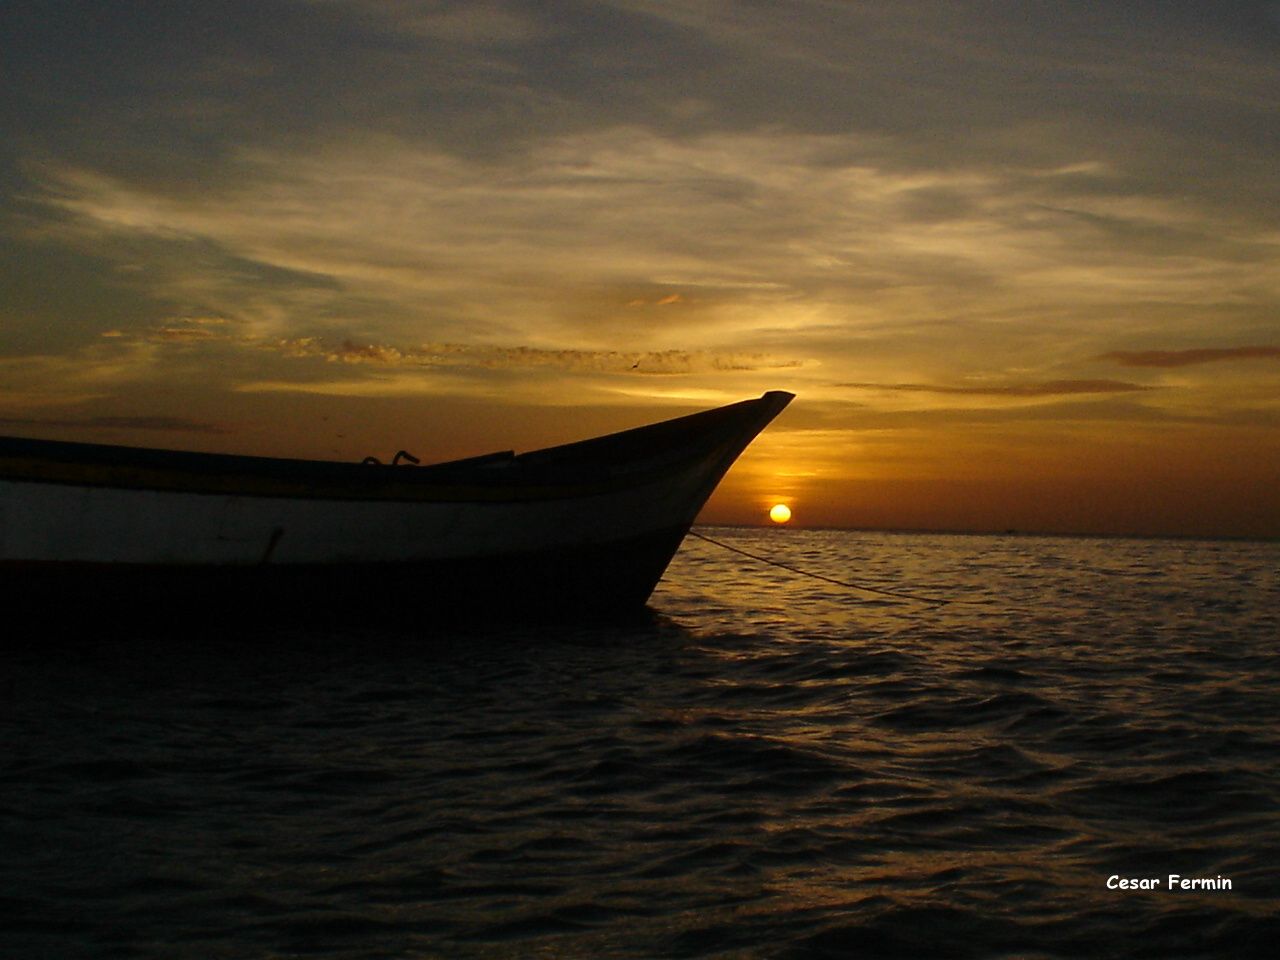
top-left (686, 529), bottom-right (970, 607)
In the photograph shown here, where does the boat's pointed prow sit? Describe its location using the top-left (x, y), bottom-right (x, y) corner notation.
top-left (749, 390), bottom-right (795, 423)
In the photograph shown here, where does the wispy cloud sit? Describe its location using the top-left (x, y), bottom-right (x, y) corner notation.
top-left (1100, 346), bottom-right (1280, 368)
top-left (138, 316), bottom-right (243, 343)
top-left (333, 0), bottom-right (553, 45)
top-left (28, 125), bottom-right (1277, 369)
top-left (274, 337), bottom-right (807, 375)
top-left (0, 415), bottom-right (226, 434)
top-left (0, 345), bottom-right (161, 410)
top-left (841, 379), bottom-right (1154, 398)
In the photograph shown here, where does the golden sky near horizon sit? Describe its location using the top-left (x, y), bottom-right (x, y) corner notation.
top-left (2, 1), bottom-right (1278, 536)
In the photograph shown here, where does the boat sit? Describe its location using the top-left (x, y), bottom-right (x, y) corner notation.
top-left (0, 391), bottom-right (792, 620)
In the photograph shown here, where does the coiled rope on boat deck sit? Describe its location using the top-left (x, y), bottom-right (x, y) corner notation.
top-left (686, 529), bottom-right (970, 607)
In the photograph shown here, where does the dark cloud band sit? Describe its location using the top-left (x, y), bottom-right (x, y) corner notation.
top-left (1101, 346), bottom-right (1280, 367)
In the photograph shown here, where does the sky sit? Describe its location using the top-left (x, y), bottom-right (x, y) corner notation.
top-left (2, 0), bottom-right (1278, 537)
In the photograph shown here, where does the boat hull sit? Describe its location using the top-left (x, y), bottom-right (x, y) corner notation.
top-left (3, 524), bottom-right (689, 622)
top-left (1, 392), bottom-right (792, 620)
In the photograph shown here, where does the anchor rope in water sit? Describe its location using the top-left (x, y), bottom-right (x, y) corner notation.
top-left (686, 529), bottom-right (975, 607)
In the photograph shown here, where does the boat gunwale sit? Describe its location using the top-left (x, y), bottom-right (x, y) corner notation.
top-left (0, 392), bottom-right (794, 504)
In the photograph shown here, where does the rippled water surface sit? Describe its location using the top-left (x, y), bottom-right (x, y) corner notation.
top-left (4, 529), bottom-right (1279, 958)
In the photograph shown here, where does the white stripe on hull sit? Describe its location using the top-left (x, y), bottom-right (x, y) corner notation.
top-left (1, 462), bottom-right (712, 566)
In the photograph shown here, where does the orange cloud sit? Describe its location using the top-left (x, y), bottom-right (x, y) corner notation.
top-left (273, 337), bottom-right (805, 375)
top-left (1101, 346), bottom-right (1280, 367)
top-left (841, 379), bottom-right (1152, 397)
top-left (0, 415), bottom-right (226, 433)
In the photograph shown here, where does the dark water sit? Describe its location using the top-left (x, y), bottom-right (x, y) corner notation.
top-left (3, 529), bottom-right (1279, 958)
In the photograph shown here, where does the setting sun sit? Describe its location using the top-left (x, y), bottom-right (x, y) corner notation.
top-left (769, 503), bottom-right (792, 524)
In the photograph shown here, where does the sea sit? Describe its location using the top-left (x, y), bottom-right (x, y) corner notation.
top-left (3, 528), bottom-right (1278, 959)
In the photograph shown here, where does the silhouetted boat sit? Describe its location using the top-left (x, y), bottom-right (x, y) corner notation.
top-left (0, 391), bottom-right (792, 619)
